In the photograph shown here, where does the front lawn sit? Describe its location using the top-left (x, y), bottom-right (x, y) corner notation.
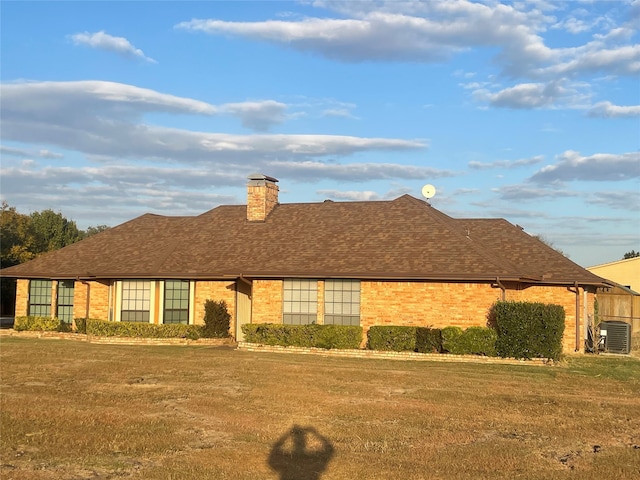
top-left (1, 337), bottom-right (639, 479)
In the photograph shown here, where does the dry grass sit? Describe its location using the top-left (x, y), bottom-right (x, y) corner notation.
top-left (1, 337), bottom-right (639, 480)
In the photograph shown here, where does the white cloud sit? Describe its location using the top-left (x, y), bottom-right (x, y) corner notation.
top-left (176, 3), bottom-right (552, 69)
top-left (0, 164), bottom-right (241, 226)
top-left (468, 155), bottom-right (544, 170)
top-left (491, 184), bottom-right (579, 201)
top-left (473, 80), bottom-right (589, 109)
top-left (177, 1), bottom-right (639, 112)
top-left (321, 108), bottom-right (358, 119)
top-left (529, 150), bottom-right (640, 183)
top-left (219, 100), bottom-right (288, 131)
top-left (0, 81), bottom-right (357, 133)
top-left (38, 149), bottom-right (64, 159)
top-left (0, 144), bottom-right (64, 159)
top-left (0, 80), bottom-right (427, 182)
top-left (70, 31), bottom-right (157, 63)
top-left (265, 160), bottom-right (452, 182)
top-left (592, 190), bottom-right (640, 211)
top-left (316, 189), bottom-right (380, 201)
top-left (587, 101), bottom-right (640, 118)
top-left (176, 1), bottom-right (640, 80)
top-left (534, 43), bottom-right (640, 78)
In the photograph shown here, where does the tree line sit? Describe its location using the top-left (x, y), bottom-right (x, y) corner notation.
top-left (0, 201), bottom-right (110, 315)
top-left (1, 201), bottom-right (109, 270)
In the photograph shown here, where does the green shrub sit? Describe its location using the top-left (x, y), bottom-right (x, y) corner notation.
top-left (74, 317), bottom-right (87, 334)
top-left (87, 319), bottom-right (203, 339)
top-left (459, 326), bottom-right (497, 356)
top-left (13, 316), bottom-right (71, 332)
top-left (367, 326), bottom-right (417, 351)
top-left (493, 301), bottom-right (565, 360)
top-left (441, 326), bottom-right (464, 353)
top-left (315, 324), bottom-right (363, 349)
top-left (438, 326), bottom-right (498, 356)
top-left (415, 327), bottom-right (442, 353)
top-left (241, 323), bottom-right (362, 349)
top-left (202, 299), bottom-right (231, 338)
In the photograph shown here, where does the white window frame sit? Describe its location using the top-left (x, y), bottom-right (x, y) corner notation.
top-left (115, 280), bottom-right (156, 323)
top-left (114, 280), bottom-right (195, 324)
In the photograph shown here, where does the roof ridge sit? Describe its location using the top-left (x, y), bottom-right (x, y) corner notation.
top-left (398, 197), bottom-right (524, 278)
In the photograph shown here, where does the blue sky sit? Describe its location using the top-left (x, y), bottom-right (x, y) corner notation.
top-left (1, 0), bottom-right (638, 268)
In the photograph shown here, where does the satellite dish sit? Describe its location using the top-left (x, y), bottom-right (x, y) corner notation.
top-left (421, 184), bottom-right (436, 199)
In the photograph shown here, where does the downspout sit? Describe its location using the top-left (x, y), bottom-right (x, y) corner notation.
top-left (78, 278), bottom-right (90, 319)
top-left (567, 282), bottom-right (580, 352)
top-left (493, 277), bottom-right (506, 301)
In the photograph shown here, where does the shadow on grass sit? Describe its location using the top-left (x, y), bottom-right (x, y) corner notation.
top-left (268, 425), bottom-right (335, 480)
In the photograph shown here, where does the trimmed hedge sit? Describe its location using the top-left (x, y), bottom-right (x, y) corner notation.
top-left (441, 326), bottom-right (497, 356)
top-left (367, 326), bottom-right (417, 351)
top-left (441, 326), bottom-right (464, 353)
top-left (74, 317), bottom-right (89, 334)
top-left (415, 327), bottom-right (442, 353)
top-left (493, 301), bottom-right (565, 360)
top-left (13, 316), bottom-right (71, 332)
top-left (87, 319), bottom-right (202, 340)
top-left (241, 323), bottom-right (362, 350)
top-left (367, 326), bottom-right (443, 353)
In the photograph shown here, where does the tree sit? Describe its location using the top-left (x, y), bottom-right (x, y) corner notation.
top-left (1, 202), bottom-right (38, 315)
top-left (532, 234), bottom-right (568, 258)
top-left (30, 209), bottom-right (83, 254)
top-left (1, 202), bottom-right (108, 316)
top-left (82, 225), bottom-right (110, 238)
top-left (623, 250), bottom-right (640, 259)
top-left (0, 201), bottom-right (38, 268)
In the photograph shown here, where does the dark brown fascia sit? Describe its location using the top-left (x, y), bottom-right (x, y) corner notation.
top-left (1, 271), bottom-right (608, 289)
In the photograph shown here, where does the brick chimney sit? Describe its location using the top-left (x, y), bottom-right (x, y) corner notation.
top-left (247, 174), bottom-right (279, 221)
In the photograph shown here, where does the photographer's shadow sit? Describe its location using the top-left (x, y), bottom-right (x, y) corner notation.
top-left (268, 425), bottom-right (335, 480)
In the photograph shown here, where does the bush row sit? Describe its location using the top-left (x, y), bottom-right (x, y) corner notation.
top-left (86, 319), bottom-right (203, 339)
top-left (242, 323), bottom-right (362, 350)
top-left (367, 325), bottom-right (497, 356)
top-left (441, 326), bottom-right (497, 356)
top-left (366, 326), bottom-right (443, 353)
top-left (12, 301), bottom-right (565, 360)
top-left (13, 316), bottom-right (72, 332)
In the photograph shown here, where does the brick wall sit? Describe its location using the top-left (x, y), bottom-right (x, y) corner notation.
top-left (245, 279), bottom-right (591, 354)
top-left (13, 277), bottom-right (593, 354)
top-left (251, 279), bottom-right (283, 324)
top-left (15, 279), bottom-right (29, 316)
top-left (193, 281), bottom-right (237, 327)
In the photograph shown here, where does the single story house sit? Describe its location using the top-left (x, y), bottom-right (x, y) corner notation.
top-left (0, 174), bottom-right (608, 353)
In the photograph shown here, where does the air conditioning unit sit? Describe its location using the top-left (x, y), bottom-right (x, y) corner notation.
top-left (599, 321), bottom-right (632, 354)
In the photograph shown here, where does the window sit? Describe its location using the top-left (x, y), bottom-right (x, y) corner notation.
top-left (283, 279), bottom-right (317, 325)
top-left (121, 280), bottom-right (151, 323)
top-left (324, 280), bottom-right (360, 326)
top-left (164, 280), bottom-right (189, 324)
top-left (29, 280), bottom-right (52, 317)
top-left (57, 280), bottom-right (74, 324)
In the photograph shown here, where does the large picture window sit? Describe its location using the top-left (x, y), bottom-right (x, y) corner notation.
top-left (324, 280), bottom-right (360, 326)
top-left (163, 280), bottom-right (189, 324)
top-left (121, 280), bottom-right (151, 323)
top-left (29, 280), bottom-right (52, 317)
top-left (283, 279), bottom-right (317, 325)
top-left (56, 280), bottom-right (75, 324)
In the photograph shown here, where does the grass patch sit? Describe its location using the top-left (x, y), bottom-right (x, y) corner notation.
top-left (1, 337), bottom-right (639, 479)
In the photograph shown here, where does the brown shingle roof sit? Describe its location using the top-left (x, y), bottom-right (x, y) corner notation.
top-left (0, 195), bottom-right (606, 286)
